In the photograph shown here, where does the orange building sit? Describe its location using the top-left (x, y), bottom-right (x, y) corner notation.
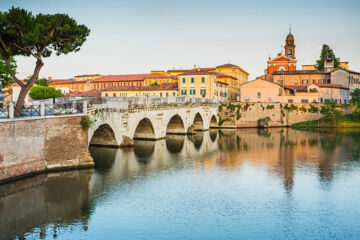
top-left (267, 31), bottom-right (297, 74)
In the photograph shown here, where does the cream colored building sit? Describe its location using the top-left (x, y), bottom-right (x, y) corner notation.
top-left (101, 83), bottom-right (178, 98)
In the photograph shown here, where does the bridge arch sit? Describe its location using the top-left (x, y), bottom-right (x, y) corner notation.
top-left (192, 113), bottom-right (204, 131)
top-left (210, 115), bottom-right (218, 128)
top-left (166, 114), bottom-right (186, 134)
top-left (90, 123), bottom-right (119, 147)
top-left (133, 118), bottom-right (156, 140)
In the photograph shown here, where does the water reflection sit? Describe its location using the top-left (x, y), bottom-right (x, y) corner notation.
top-left (1, 129), bottom-right (360, 239)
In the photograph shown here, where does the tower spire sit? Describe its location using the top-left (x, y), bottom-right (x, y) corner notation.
top-left (289, 24), bottom-right (291, 33)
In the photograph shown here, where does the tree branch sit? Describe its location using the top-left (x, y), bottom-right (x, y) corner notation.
top-left (0, 36), bottom-right (9, 56)
top-left (4, 58), bottom-right (24, 88)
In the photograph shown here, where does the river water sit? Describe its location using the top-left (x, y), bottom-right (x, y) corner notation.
top-left (1, 128), bottom-right (360, 240)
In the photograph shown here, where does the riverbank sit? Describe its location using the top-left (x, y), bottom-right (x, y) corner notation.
top-left (292, 114), bottom-right (360, 128)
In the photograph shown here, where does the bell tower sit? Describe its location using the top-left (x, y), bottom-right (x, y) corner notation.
top-left (285, 27), bottom-right (295, 58)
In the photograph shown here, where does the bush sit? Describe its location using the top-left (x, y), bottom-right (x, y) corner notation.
top-left (320, 100), bottom-right (343, 125)
top-left (80, 115), bottom-right (94, 131)
top-left (29, 85), bottom-right (63, 100)
top-left (308, 104), bottom-right (319, 113)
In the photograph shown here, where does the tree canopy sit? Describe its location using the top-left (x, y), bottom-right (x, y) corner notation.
top-left (29, 85), bottom-right (63, 100)
top-left (315, 44), bottom-right (340, 70)
top-left (0, 7), bottom-right (90, 113)
top-left (24, 75), bottom-right (49, 86)
top-left (350, 88), bottom-right (360, 106)
top-left (0, 55), bottom-right (17, 88)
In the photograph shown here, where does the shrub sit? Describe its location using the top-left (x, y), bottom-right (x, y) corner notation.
top-left (308, 104), bottom-right (319, 113)
top-left (29, 85), bottom-right (63, 100)
top-left (299, 106), bottom-right (307, 112)
top-left (80, 115), bottom-right (94, 131)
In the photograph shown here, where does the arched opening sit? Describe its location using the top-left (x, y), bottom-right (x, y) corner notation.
top-left (166, 115), bottom-right (185, 134)
top-left (134, 140), bottom-right (155, 164)
top-left (133, 118), bottom-right (156, 140)
top-left (89, 146), bottom-right (117, 168)
top-left (166, 135), bottom-right (185, 154)
top-left (188, 132), bottom-right (204, 150)
top-left (193, 113), bottom-right (204, 131)
top-left (210, 115), bottom-right (217, 128)
top-left (210, 129), bottom-right (218, 142)
top-left (90, 124), bottom-right (118, 147)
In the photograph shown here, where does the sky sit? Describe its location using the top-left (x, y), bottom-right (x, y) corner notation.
top-left (1, 0), bottom-right (360, 80)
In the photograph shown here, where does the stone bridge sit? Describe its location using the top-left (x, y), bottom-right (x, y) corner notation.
top-left (87, 96), bottom-right (219, 147)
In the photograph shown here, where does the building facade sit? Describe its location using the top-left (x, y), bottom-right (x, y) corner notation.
top-left (101, 83), bottom-right (178, 98)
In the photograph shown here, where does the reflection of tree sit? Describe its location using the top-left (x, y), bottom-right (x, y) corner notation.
top-left (278, 129), bottom-right (295, 193)
top-left (0, 171), bottom-right (93, 240)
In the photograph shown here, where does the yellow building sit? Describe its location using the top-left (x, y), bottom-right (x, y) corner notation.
top-left (178, 70), bottom-right (228, 102)
top-left (163, 63), bottom-right (248, 101)
top-left (302, 62), bottom-right (349, 70)
top-left (101, 83), bottom-right (178, 98)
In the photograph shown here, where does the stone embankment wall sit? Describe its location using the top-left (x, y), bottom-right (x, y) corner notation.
top-left (218, 103), bottom-right (327, 128)
top-left (0, 116), bottom-right (93, 183)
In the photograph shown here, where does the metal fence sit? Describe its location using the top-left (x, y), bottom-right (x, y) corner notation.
top-left (0, 101), bottom-right (86, 120)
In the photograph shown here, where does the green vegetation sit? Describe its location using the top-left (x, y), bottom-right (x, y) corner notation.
top-left (315, 44), bottom-right (340, 70)
top-left (29, 85), bottom-right (63, 100)
top-left (80, 115), bottom-right (94, 131)
top-left (293, 100), bottom-right (360, 128)
top-left (350, 89), bottom-right (360, 106)
top-left (0, 7), bottom-right (90, 114)
top-left (0, 55), bottom-right (17, 88)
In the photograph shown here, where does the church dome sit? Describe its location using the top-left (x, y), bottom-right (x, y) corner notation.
top-left (286, 32), bottom-right (295, 46)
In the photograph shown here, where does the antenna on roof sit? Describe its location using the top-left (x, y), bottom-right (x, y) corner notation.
top-left (289, 24), bottom-right (292, 33)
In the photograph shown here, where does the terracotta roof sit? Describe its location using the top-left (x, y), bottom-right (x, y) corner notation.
top-left (216, 63), bottom-right (239, 68)
top-left (285, 85), bottom-right (308, 91)
top-left (75, 74), bottom-right (101, 77)
top-left (48, 79), bottom-right (86, 85)
top-left (93, 73), bottom-right (170, 83)
top-left (167, 68), bottom-right (215, 73)
top-left (65, 89), bottom-right (101, 97)
top-left (102, 83), bottom-right (178, 92)
top-left (178, 70), bottom-right (237, 80)
top-left (272, 70), bottom-right (328, 75)
top-left (315, 84), bottom-right (349, 89)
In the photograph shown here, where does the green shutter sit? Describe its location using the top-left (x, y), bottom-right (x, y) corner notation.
top-left (202, 77), bottom-right (205, 83)
top-left (191, 77), bottom-right (194, 83)
top-left (182, 78), bottom-right (186, 83)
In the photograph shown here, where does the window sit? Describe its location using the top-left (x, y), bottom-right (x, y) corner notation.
top-left (113, 93), bottom-right (116, 97)
top-left (288, 99), bottom-right (293, 103)
top-left (191, 77), bottom-right (194, 83)
top-left (301, 99), bottom-right (309, 103)
top-left (157, 80), bottom-right (160, 85)
top-left (181, 89), bottom-right (187, 95)
top-left (165, 80), bottom-right (168, 84)
top-left (166, 93), bottom-right (169, 97)
top-left (105, 93), bottom-right (108, 97)
top-left (200, 89), bottom-right (206, 97)
top-left (182, 78), bottom-right (186, 83)
top-left (190, 88), bottom-right (195, 95)
top-left (160, 93), bottom-right (163, 97)
top-left (312, 79), bottom-right (316, 84)
top-left (257, 92), bottom-right (261, 99)
top-left (173, 92), bottom-right (176, 96)
top-left (201, 77), bottom-right (205, 83)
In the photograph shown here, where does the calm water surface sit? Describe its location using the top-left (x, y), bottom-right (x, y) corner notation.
top-left (1, 128), bottom-right (360, 240)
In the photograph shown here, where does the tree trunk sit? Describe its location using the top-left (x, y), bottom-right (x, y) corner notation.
top-left (14, 59), bottom-right (44, 116)
top-left (14, 85), bottom-right (31, 116)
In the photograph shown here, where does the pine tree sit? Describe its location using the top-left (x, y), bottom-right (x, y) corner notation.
top-left (315, 44), bottom-right (340, 70)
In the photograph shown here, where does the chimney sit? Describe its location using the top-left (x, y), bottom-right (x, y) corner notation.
top-left (193, 64), bottom-right (197, 70)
